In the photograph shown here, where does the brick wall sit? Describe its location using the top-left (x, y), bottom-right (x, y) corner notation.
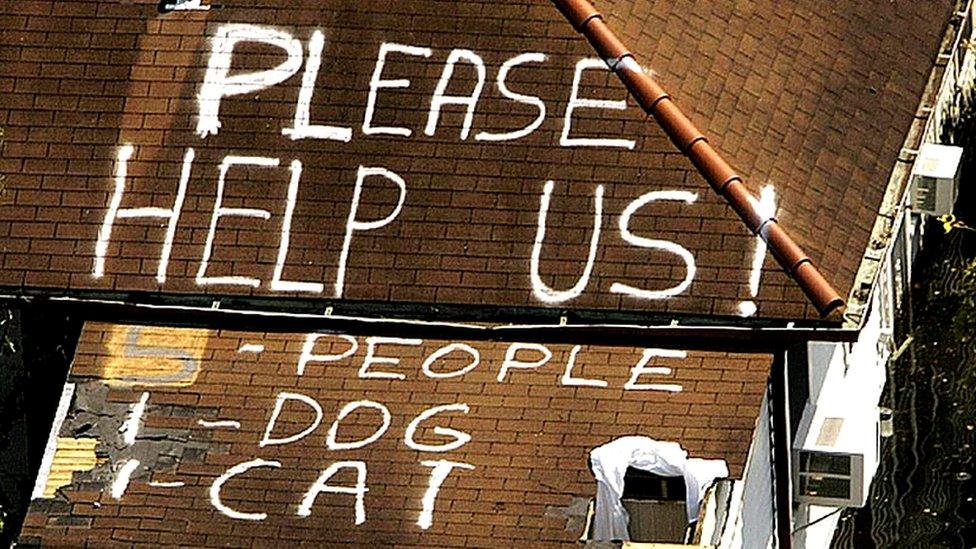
top-left (21, 322), bottom-right (769, 547)
top-left (0, 1), bottom-right (953, 320)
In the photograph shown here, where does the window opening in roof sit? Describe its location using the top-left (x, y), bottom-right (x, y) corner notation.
top-left (619, 468), bottom-right (690, 543)
top-left (585, 437), bottom-right (727, 544)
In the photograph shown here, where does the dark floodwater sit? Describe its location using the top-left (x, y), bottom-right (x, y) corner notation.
top-left (830, 227), bottom-right (976, 548)
top-left (831, 107), bottom-right (976, 548)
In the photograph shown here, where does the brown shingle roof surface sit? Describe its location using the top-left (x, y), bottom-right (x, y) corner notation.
top-left (0, 1), bottom-right (951, 320)
top-left (596, 0), bottom-right (953, 310)
top-left (555, 0), bottom-right (846, 317)
top-left (21, 322), bottom-right (770, 546)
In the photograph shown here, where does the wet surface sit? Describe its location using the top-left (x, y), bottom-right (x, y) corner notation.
top-left (831, 104), bottom-right (976, 548)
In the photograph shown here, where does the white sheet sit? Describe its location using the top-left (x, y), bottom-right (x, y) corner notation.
top-left (589, 436), bottom-right (728, 541)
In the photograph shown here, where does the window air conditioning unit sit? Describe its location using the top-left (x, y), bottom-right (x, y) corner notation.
top-left (910, 143), bottom-right (963, 216)
top-left (792, 406), bottom-right (881, 507)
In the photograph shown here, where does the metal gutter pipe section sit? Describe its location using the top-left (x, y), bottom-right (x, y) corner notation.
top-left (552, 0), bottom-right (845, 318)
top-left (14, 294), bottom-right (857, 352)
top-left (770, 350), bottom-right (795, 549)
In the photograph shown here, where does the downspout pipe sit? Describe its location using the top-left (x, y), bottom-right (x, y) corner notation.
top-left (551, 0), bottom-right (845, 318)
top-left (770, 350), bottom-right (794, 549)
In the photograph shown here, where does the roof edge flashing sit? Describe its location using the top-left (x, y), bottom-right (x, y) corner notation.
top-left (843, 0), bottom-right (973, 329)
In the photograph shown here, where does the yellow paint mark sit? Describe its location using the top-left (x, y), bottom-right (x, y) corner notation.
top-left (103, 325), bottom-right (210, 387)
top-left (42, 438), bottom-right (100, 498)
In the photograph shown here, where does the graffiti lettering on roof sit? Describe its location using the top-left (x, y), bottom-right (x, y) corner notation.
top-left (78, 23), bottom-right (784, 317)
top-left (75, 326), bottom-right (686, 530)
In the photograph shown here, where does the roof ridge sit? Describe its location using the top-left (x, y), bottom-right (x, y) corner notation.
top-left (552, 0), bottom-right (844, 319)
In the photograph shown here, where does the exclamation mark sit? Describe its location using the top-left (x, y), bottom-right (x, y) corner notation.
top-left (738, 185), bottom-right (777, 317)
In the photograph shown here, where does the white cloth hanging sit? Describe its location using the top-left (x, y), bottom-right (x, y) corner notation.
top-left (589, 436), bottom-right (729, 541)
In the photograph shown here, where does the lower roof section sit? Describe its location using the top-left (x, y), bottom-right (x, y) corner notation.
top-left (23, 322), bottom-right (769, 546)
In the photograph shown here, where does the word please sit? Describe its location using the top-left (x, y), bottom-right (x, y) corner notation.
top-left (198, 24), bottom-right (637, 149)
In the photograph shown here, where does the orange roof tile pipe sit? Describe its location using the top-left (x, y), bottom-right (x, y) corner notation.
top-left (552, 0), bottom-right (844, 318)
